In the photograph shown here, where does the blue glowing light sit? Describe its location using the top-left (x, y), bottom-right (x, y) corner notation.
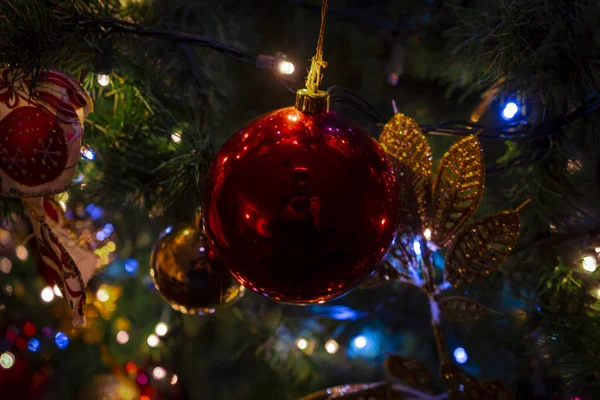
top-left (103, 224), bottom-right (114, 235)
top-left (85, 204), bottom-right (103, 221)
top-left (353, 335), bottom-right (367, 349)
top-left (27, 338), bottom-right (40, 352)
top-left (453, 347), bottom-right (468, 364)
top-left (413, 240), bottom-right (422, 256)
top-left (124, 258), bottom-right (139, 275)
top-left (96, 231), bottom-right (106, 241)
top-left (81, 148), bottom-right (96, 160)
top-left (165, 226), bottom-right (173, 234)
top-left (54, 332), bottom-right (69, 349)
top-left (502, 102), bottom-right (519, 120)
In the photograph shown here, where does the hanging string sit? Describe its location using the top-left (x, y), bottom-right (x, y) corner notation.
top-left (305, 0), bottom-right (329, 95)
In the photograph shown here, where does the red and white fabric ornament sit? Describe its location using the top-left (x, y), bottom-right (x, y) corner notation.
top-left (0, 68), bottom-right (96, 326)
top-left (0, 68), bottom-right (92, 197)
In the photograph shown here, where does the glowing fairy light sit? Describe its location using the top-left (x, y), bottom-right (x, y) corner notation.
top-left (423, 228), bottom-right (432, 241)
top-left (53, 285), bottom-right (63, 298)
top-left (96, 287), bottom-right (110, 302)
top-left (325, 339), bottom-right (339, 354)
top-left (40, 287), bottom-right (55, 303)
top-left (170, 374), bottom-right (178, 385)
top-left (0, 352), bottom-right (15, 369)
top-left (278, 60), bottom-right (295, 75)
top-left (155, 322), bottom-right (168, 337)
top-left (171, 132), bottom-right (182, 143)
top-left (97, 74), bottom-right (111, 87)
top-left (582, 255), bottom-right (597, 272)
top-left (501, 102), bottom-right (519, 120)
top-left (413, 240), bottom-right (422, 256)
top-left (147, 334), bottom-right (160, 348)
top-left (54, 332), bottom-right (69, 349)
top-left (353, 335), bottom-right (367, 349)
top-left (15, 245), bottom-right (28, 261)
top-left (116, 330), bottom-right (130, 344)
top-left (454, 347), bottom-right (468, 364)
top-left (295, 338), bottom-right (308, 350)
top-left (152, 366), bottom-right (167, 380)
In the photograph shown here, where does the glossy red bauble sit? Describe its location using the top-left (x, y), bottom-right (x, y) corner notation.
top-left (204, 106), bottom-right (399, 303)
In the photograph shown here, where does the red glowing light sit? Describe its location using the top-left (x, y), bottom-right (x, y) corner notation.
top-left (136, 373), bottom-right (149, 385)
top-left (5, 326), bottom-right (18, 343)
top-left (380, 218), bottom-right (387, 226)
top-left (245, 213), bottom-right (250, 219)
top-left (23, 322), bottom-right (36, 336)
top-left (140, 396), bottom-right (151, 400)
top-left (125, 362), bottom-right (137, 374)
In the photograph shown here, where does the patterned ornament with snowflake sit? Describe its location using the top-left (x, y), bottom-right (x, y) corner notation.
top-left (0, 68), bottom-right (92, 197)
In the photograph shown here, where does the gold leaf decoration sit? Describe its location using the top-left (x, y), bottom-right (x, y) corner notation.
top-left (483, 380), bottom-right (515, 400)
top-left (442, 363), bottom-right (490, 399)
top-left (444, 210), bottom-right (520, 287)
top-left (379, 113), bottom-right (433, 178)
top-left (390, 157), bottom-right (431, 234)
top-left (438, 296), bottom-right (497, 323)
top-left (431, 135), bottom-right (484, 246)
top-left (385, 355), bottom-right (434, 392)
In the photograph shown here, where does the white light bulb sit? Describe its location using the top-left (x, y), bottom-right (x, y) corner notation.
top-left (325, 339), bottom-right (339, 354)
top-left (413, 241), bottom-right (422, 256)
top-left (296, 338), bottom-right (308, 350)
top-left (116, 330), bottom-right (130, 344)
top-left (96, 287), bottom-right (110, 302)
top-left (502, 102), bottom-right (519, 120)
top-left (0, 258), bottom-right (12, 274)
top-left (171, 132), bottom-right (182, 143)
top-left (97, 74), bottom-right (111, 87)
top-left (278, 60), bottom-right (295, 75)
top-left (582, 255), bottom-right (597, 272)
top-left (40, 287), bottom-right (55, 303)
top-left (170, 374), bottom-right (178, 385)
top-left (147, 334), bottom-right (160, 348)
top-left (353, 335), bottom-right (367, 349)
top-left (423, 228), bottom-right (432, 241)
top-left (153, 366), bottom-right (167, 380)
top-left (454, 347), bottom-right (468, 364)
top-left (0, 352), bottom-right (15, 369)
top-left (155, 322), bottom-right (168, 337)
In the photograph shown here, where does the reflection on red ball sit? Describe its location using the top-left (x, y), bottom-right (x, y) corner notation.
top-left (204, 106), bottom-right (399, 303)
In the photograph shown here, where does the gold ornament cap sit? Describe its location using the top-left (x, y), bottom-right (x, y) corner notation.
top-left (295, 89), bottom-right (330, 114)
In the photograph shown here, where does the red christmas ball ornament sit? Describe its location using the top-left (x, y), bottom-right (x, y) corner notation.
top-left (204, 90), bottom-right (399, 303)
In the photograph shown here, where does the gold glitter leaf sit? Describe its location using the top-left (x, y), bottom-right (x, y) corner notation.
top-left (442, 363), bottom-right (490, 399)
top-left (390, 157), bottom-right (431, 234)
top-left (483, 380), bottom-right (515, 400)
top-left (380, 113), bottom-right (432, 177)
top-left (432, 135), bottom-right (484, 246)
top-left (439, 296), bottom-right (497, 322)
top-left (444, 210), bottom-right (520, 287)
top-left (385, 355), bottom-right (434, 392)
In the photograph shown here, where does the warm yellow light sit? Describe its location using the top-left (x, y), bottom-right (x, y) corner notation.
top-left (170, 374), bottom-right (178, 385)
top-left (0, 258), bottom-right (12, 274)
top-left (153, 366), bottom-right (167, 380)
top-left (423, 228), bottom-right (432, 241)
top-left (295, 338), bottom-right (308, 350)
top-left (40, 286), bottom-right (55, 303)
top-left (116, 330), bottom-right (130, 344)
top-left (171, 132), bottom-right (182, 143)
top-left (96, 287), bottom-right (110, 302)
top-left (15, 245), bottom-right (28, 261)
top-left (147, 334), bottom-right (160, 348)
top-left (97, 74), bottom-right (111, 87)
top-left (278, 60), bottom-right (295, 75)
top-left (582, 255), bottom-right (597, 272)
top-left (53, 285), bottom-right (63, 298)
top-left (155, 322), bottom-right (168, 337)
top-left (325, 339), bottom-right (339, 354)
